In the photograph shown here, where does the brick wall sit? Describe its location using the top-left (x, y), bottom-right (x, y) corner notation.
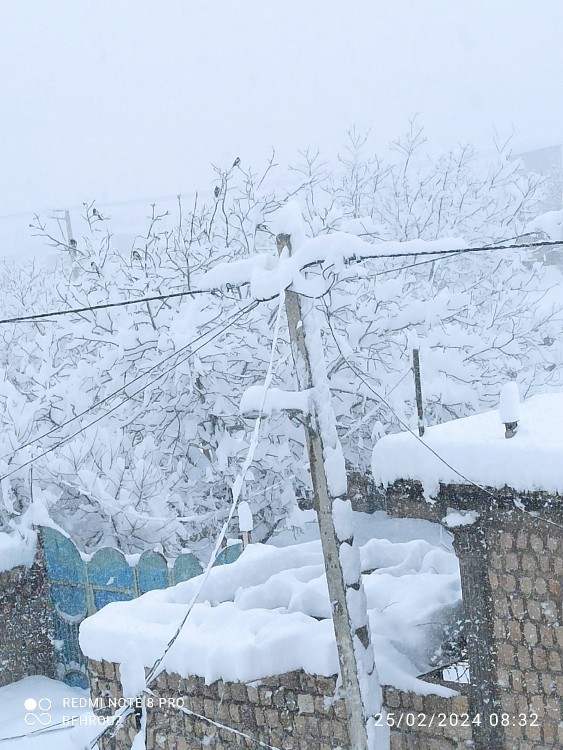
top-left (384, 686), bottom-right (472, 749)
top-left (88, 660), bottom-right (476, 750)
top-left (0, 551), bottom-right (55, 687)
top-left (487, 515), bottom-right (563, 748)
top-left (386, 480), bottom-right (563, 750)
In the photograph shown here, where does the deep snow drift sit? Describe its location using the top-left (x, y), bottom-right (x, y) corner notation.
top-left (80, 518), bottom-right (460, 698)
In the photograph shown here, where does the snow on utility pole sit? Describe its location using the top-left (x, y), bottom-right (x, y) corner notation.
top-left (276, 219), bottom-right (386, 749)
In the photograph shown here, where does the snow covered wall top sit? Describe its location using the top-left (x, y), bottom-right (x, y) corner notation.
top-left (79, 537), bottom-right (460, 697)
top-left (372, 392), bottom-right (563, 497)
top-left (0, 528), bottom-right (36, 572)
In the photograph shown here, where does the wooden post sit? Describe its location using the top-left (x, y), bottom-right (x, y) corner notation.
top-left (452, 521), bottom-right (504, 749)
top-left (412, 348), bottom-right (425, 437)
top-left (277, 232), bottom-right (376, 750)
top-left (64, 210), bottom-right (75, 249)
top-left (51, 209), bottom-right (77, 259)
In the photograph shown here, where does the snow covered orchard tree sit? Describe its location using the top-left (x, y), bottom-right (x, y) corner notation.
top-left (308, 120), bottom-right (546, 242)
top-left (0, 186), bottom-right (312, 555)
top-left (0, 126), bottom-right (558, 563)
top-left (299, 124), bottom-right (559, 474)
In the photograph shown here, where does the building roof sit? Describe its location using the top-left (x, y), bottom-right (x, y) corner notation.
top-left (372, 392), bottom-right (563, 498)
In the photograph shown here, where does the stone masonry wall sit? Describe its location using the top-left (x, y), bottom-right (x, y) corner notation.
top-left (88, 660), bottom-right (350, 749)
top-left (88, 659), bottom-right (475, 750)
top-left (0, 552), bottom-right (55, 687)
top-left (384, 686), bottom-right (472, 750)
top-left (487, 513), bottom-right (563, 749)
top-left (386, 480), bottom-right (563, 750)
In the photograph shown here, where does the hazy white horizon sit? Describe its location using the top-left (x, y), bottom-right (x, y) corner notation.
top-left (1, 0), bottom-right (562, 256)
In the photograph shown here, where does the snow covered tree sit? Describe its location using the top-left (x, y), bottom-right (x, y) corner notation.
top-left (0, 125), bottom-right (559, 560)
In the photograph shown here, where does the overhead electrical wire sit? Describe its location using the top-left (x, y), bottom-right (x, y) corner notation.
top-left (1, 237), bottom-right (562, 326)
top-left (0, 287), bottom-right (221, 325)
top-left (345, 236), bottom-right (563, 262)
top-left (0, 300), bottom-right (260, 482)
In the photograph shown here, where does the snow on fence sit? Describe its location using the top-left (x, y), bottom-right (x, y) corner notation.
top-left (39, 527), bottom-right (242, 688)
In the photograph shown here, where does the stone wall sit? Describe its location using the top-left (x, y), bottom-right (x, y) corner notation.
top-left (384, 686), bottom-right (472, 749)
top-left (88, 661), bottom-right (351, 749)
top-left (487, 515), bottom-right (563, 749)
top-left (386, 480), bottom-right (563, 750)
top-left (0, 550), bottom-right (55, 687)
top-left (88, 660), bottom-right (475, 750)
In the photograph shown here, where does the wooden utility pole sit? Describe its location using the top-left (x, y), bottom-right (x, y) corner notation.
top-left (412, 348), bottom-right (425, 437)
top-left (277, 232), bottom-right (381, 750)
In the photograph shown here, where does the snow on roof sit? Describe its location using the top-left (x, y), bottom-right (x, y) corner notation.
top-left (79, 537), bottom-right (460, 697)
top-left (524, 207), bottom-right (563, 241)
top-left (372, 392), bottom-right (563, 498)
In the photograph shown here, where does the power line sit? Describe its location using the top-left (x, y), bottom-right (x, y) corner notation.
top-left (0, 287), bottom-right (223, 325)
top-left (367, 238), bottom-right (545, 279)
top-left (2, 236), bottom-right (562, 325)
top-left (348, 237), bottom-right (563, 262)
top-left (87, 291), bottom-right (286, 750)
top-left (301, 236), bottom-right (563, 281)
top-left (0, 301), bottom-right (259, 482)
top-left (0, 302), bottom-right (257, 464)
top-left (238, 235), bottom-right (563, 303)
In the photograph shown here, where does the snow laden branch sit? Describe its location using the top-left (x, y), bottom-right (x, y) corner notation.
top-left (239, 385), bottom-right (313, 418)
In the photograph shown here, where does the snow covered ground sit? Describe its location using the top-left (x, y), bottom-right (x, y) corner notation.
top-left (0, 676), bottom-right (99, 749)
top-left (80, 512), bottom-right (460, 698)
top-left (372, 391), bottom-right (563, 497)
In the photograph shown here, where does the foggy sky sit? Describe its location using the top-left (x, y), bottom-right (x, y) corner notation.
top-left (1, 0), bottom-right (562, 255)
